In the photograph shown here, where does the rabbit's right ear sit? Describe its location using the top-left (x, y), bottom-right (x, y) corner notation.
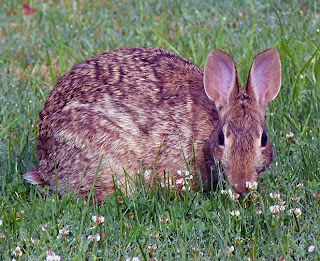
top-left (204, 50), bottom-right (239, 110)
top-left (246, 49), bottom-right (281, 110)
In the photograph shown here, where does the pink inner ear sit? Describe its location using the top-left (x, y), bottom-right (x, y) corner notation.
top-left (248, 49), bottom-right (281, 107)
top-left (204, 50), bottom-right (237, 107)
top-left (219, 59), bottom-right (235, 100)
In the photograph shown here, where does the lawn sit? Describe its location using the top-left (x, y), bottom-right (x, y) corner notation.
top-left (0, 0), bottom-right (319, 260)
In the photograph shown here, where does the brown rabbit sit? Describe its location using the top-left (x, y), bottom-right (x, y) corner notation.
top-left (24, 47), bottom-right (281, 203)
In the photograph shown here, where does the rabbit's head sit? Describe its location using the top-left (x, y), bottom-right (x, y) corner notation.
top-left (204, 49), bottom-right (281, 195)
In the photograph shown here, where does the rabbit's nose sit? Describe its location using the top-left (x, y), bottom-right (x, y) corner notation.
top-left (233, 183), bottom-right (249, 196)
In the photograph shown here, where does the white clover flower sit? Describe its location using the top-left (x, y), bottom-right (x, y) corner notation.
top-left (160, 215), bottom-right (169, 223)
top-left (269, 192), bottom-right (281, 200)
top-left (192, 245), bottom-right (199, 252)
top-left (117, 196), bottom-right (124, 203)
top-left (147, 244), bottom-right (157, 253)
top-left (129, 212), bottom-right (135, 220)
top-left (226, 188), bottom-right (240, 201)
top-left (296, 183), bottom-right (304, 189)
top-left (186, 174), bottom-right (193, 180)
top-left (151, 231), bottom-right (159, 239)
top-left (251, 193), bottom-right (258, 202)
top-left (31, 237), bottom-right (39, 244)
top-left (0, 233), bottom-right (5, 240)
top-left (290, 208), bottom-right (302, 218)
top-left (59, 229), bottom-right (69, 236)
top-left (221, 189), bottom-right (228, 196)
top-left (92, 215), bottom-right (104, 225)
top-left (39, 223), bottom-right (49, 231)
top-left (291, 196), bottom-right (300, 204)
top-left (279, 199), bottom-right (286, 206)
top-left (286, 132), bottom-right (294, 141)
top-left (270, 205), bottom-right (285, 214)
top-left (175, 178), bottom-right (185, 185)
top-left (17, 210), bottom-right (24, 219)
top-left (0, 220), bottom-right (2, 226)
top-left (184, 170), bottom-right (193, 180)
top-left (46, 251), bottom-right (61, 261)
top-left (226, 245), bottom-right (234, 255)
top-left (12, 246), bottom-right (23, 257)
top-left (235, 236), bottom-right (244, 244)
top-left (294, 208), bottom-right (302, 217)
top-left (255, 209), bottom-right (262, 215)
top-left (88, 233), bottom-right (101, 242)
top-left (191, 245), bottom-right (203, 256)
top-left (230, 210), bottom-right (240, 217)
top-left (126, 257), bottom-right (141, 261)
top-left (308, 245), bottom-right (315, 253)
top-left (182, 185), bottom-right (190, 191)
top-left (245, 181), bottom-right (258, 191)
top-left (229, 191), bottom-right (240, 202)
top-left (313, 193), bottom-right (320, 200)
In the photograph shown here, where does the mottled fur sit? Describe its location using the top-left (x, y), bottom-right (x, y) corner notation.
top-left (24, 47), bottom-right (281, 203)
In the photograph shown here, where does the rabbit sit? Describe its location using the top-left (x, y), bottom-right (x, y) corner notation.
top-left (24, 47), bottom-right (281, 203)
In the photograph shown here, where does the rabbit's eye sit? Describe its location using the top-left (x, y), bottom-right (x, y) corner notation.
top-left (261, 132), bottom-right (267, 147)
top-left (218, 130), bottom-right (224, 146)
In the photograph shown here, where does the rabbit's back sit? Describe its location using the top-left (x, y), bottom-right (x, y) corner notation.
top-left (35, 48), bottom-right (218, 202)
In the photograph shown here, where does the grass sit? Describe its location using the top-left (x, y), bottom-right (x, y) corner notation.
top-left (0, 0), bottom-right (319, 260)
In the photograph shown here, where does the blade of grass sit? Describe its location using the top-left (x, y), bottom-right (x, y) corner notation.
top-left (77, 156), bottom-right (104, 250)
top-left (0, 117), bottom-right (20, 138)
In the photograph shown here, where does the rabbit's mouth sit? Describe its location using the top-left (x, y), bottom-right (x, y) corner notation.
top-left (221, 168), bottom-right (259, 196)
top-left (232, 182), bottom-right (250, 196)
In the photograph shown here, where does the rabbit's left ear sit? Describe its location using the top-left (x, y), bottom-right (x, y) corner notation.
top-left (204, 50), bottom-right (239, 110)
top-left (246, 49), bottom-right (281, 110)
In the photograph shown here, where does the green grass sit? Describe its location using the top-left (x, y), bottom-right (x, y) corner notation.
top-left (0, 0), bottom-right (319, 260)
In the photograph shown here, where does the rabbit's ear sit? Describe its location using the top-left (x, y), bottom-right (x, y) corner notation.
top-left (204, 50), bottom-right (239, 109)
top-left (246, 49), bottom-right (281, 109)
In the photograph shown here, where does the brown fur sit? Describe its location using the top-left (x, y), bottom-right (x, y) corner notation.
top-left (24, 47), bottom-right (281, 202)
